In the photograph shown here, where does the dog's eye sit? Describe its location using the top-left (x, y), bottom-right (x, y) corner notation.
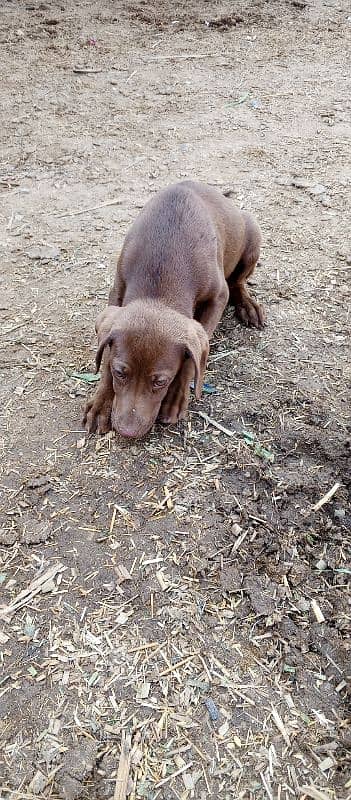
top-left (152, 376), bottom-right (168, 389)
top-left (113, 367), bottom-right (127, 380)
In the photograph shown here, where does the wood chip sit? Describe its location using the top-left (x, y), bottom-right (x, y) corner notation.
top-left (311, 598), bottom-right (325, 623)
top-left (271, 705), bottom-right (291, 746)
top-left (0, 562), bottom-right (65, 621)
top-left (114, 731), bottom-right (132, 800)
top-left (156, 570), bottom-right (169, 591)
top-left (318, 756), bottom-right (335, 772)
top-left (312, 482), bottom-right (341, 511)
top-left (301, 786), bottom-right (333, 800)
top-left (155, 761), bottom-right (193, 789)
top-left (144, 53), bottom-right (216, 61)
top-left (73, 66), bottom-right (103, 74)
top-left (196, 411), bottom-right (235, 437)
top-left (54, 197), bottom-right (123, 218)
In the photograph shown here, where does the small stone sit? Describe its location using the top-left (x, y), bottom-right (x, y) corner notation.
top-left (316, 559), bottom-right (327, 571)
top-left (29, 771), bottom-right (47, 793)
top-left (41, 578), bottom-right (56, 593)
top-left (205, 697), bottom-right (219, 721)
top-left (136, 682), bottom-right (150, 700)
top-left (334, 507), bottom-right (345, 519)
top-left (308, 183), bottom-right (327, 196)
top-left (26, 244), bottom-right (60, 260)
top-left (296, 598), bottom-right (310, 613)
top-left (292, 177), bottom-right (311, 189)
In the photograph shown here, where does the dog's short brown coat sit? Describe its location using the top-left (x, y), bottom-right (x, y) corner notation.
top-left (84, 180), bottom-right (264, 438)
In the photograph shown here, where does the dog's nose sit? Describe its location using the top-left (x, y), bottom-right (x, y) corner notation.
top-left (118, 426), bottom-right (139, 439)
top-left (118, 421), bottom-right (150, 438)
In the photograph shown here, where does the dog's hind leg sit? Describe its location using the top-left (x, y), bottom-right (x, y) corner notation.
top-left (226, 213), bottom-right (265, 329)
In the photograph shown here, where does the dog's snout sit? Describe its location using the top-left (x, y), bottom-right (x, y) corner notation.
top-left (111, 405), bottom-right (153, 439)
top-left (117, 426), bottom-right (141, 439)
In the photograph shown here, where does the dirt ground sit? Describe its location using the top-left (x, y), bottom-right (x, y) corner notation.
top-left (0, 1), bottom-right (350, 798)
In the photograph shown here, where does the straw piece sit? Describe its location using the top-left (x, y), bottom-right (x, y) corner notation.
top-left (301, 787), bottom-right (333, 800)
top-left (155, 761), bottom-right (193, 789)
top-left (0, 562), bottom-right (65, 621)
top-left (271, 705), bottom-right (291, 746)
top-left (114, 731), bottom-right (132, 800)
top-left (311, 599), bottom-right (325, 623)
top-left (312, 482), bottom-right (341, 511)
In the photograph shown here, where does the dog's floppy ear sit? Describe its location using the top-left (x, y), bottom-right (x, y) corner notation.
top-left (183, 321), bottom-right (209, 400)
top-left (94, 306), bottom-right (123, 373)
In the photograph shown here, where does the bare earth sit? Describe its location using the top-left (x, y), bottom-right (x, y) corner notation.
top-left (0, 1), bottom-right (350, 799)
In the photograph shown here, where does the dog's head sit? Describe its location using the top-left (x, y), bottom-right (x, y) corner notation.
top-left (94, 301), bottom-right (209, 438)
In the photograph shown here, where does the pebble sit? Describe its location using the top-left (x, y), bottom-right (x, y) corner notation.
top-left (205, 698), bottom-right (219, 722)
top-left (334, 507), bottom-right (345, 519)
top-left (26, 244), bottom-right (60, 260)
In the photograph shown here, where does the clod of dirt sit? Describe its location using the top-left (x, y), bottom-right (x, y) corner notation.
top-left (206, 14), bottom-right (243, 30)
top-left (27, 475), bottom-right (52, 490)
top-left (96, 753), bottom-right (118, 798)
top-left (290, 177), bottom-right (331, 204)
top-left (244, 575), bottom-right (276, 615)
top-left (59, 775), bottom-right (82, 800)
top-left (22, 521), bottom-right (52, 545)
top-left (278, 617), bottom-right (309, 655)
top-left (25, 245), bottom-right (60, 260)
top-left (220, 565), bottom-right (242, 593)
top-left (58, 743), bottom-right (98, 800)
top-left (288, 562), bottom-right (310, 586)
top-left (0, 528), bottom-right (18, 546)
top-left (308, 624), bottom-right (348, 674)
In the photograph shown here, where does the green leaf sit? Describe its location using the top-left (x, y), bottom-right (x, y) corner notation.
top-left (242, 430), bottom-right (274, 462)
top-left (24, 614), bottom-right (36, 638)
top-left (226, 91), bottom-right (251, 108)
top-left (88, 671), bottom-right (100, 687)
top-left (70, 371), bottom-right (100, 383)
top-left (254, 444), bottom-right (274, 462)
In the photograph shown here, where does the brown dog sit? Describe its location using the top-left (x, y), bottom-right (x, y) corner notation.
top-left (83, 180), bottom-right (264, 438)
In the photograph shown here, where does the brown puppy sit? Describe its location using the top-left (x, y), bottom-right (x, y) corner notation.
top-left (84, 180), bottom-right (264, 438)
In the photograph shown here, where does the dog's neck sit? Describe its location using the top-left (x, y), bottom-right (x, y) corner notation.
top-left (121, 293), bottom-right (193, 320)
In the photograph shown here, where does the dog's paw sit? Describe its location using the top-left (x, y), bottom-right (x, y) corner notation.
top-left (83, 396), bottom-right (113, 435)
top-left (235, 297), bottom-right (265, 329)
top-left (158, 376), bottom-right (190, 425)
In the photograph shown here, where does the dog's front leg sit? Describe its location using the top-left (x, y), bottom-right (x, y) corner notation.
top-left (83, 355), bottom-right (114, 434)
top-left (159, 359), bottom-right (195, 425)
top-left (197, 283), bottom-right (230, 338)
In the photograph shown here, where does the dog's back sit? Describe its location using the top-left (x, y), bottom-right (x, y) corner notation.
top-left (117, 182), bottom-right (222, 313)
